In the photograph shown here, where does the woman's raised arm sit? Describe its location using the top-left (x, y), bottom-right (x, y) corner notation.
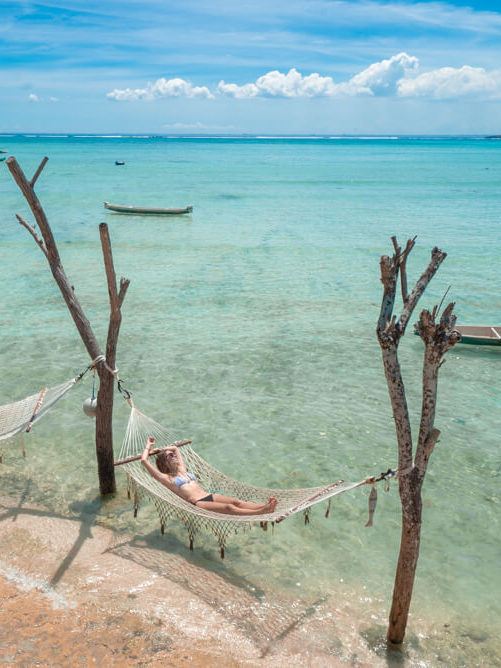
top-left (141, 436), bottom-right (172, 486)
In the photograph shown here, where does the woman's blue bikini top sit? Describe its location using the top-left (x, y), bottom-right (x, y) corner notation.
top-left (174, 472), bottom-right (196, 487)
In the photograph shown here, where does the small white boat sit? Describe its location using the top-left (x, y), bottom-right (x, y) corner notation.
top-left (104, 201), bottom-right (193, 215)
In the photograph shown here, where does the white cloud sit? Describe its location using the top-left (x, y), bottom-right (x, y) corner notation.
top-left (28, 93), bottom-right (39, 102)
top-left (106, 54), bottom-right (501, 104)
top-left (218, 55), bottom-right (419, 99)
top-left (162, 121), bottom-right (236, 131)
top-left (107, 77), bottom-right (214, 101)
top-left (337, 52), bottom-right (419, 96)
top-left (218, 68), bottom-right (336, 98)
top-left (217, 81), bottom-right (259, 99)
top-left (398, 65), bottom-right (501, 99)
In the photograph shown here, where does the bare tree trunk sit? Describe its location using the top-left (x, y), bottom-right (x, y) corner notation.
top-left (6, 156), bottom-right (130, 495)
top-left (94, 223), bottom-right (130, 494)
top-left (377, 238), bottom-right (459, 645)
top-left (388, 493), bottom-right (422, 642)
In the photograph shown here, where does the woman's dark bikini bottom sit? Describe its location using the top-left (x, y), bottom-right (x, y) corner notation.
top-left (195, 494), bottom-right (214, 504)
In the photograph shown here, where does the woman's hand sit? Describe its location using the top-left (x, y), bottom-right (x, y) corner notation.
top-left (141, 435), bottom-right (156, 462)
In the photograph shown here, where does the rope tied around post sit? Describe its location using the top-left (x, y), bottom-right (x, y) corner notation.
top-left (88, 354), bottom-right (132, 404)
top-left (117, 378), bottom-right (133, 404)
top-left (91, 354), bottom-right (119, 377)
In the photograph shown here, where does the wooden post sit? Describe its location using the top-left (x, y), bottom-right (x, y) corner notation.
top-left (6, 156), bottom-right (130, 495)
top-left (376, 238), bottom-right (460, 644)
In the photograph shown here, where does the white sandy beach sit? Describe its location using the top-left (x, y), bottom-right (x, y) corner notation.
top-left (1, 487), bottom-right (500, 667)
top-left (0, 494), bottom-right (378, 667)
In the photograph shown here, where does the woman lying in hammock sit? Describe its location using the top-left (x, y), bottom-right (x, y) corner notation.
top-left (141, 436), bottom-right (277, 516)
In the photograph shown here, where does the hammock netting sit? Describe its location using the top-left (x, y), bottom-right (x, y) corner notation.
top-left (0, 379), bottom-right (78, 443)
top-left (119, 406), bottom-right (369, 555)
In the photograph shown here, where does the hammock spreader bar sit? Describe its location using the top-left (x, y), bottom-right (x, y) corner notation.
top-left (114, 439), bottom-right (192, 466)
top-left (25, 387), bottom-right (48, 433)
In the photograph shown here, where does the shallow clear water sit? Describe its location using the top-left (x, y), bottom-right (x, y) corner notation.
top-left (1, 135), bottom-right (500, 663)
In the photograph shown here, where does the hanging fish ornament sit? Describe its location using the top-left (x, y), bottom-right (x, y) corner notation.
top-left (365, 485), bottom-right (378, 527)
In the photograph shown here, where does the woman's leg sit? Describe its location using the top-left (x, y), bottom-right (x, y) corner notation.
top-left (195, 497), bottom-right (277, 516)
top-left (211, 493), bottom-right (276, 511)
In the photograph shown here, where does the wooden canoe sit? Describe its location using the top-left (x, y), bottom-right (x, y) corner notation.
top-left (454, 325), bottom-right (501, 346)
top-left (104, 201), bottom-right (193, 215)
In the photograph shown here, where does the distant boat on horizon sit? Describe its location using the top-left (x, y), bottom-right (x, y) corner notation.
top-left (115, 160), bottom-right (125, 165)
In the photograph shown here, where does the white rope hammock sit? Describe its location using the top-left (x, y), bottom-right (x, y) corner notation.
top-left (118, 406), bottom-right (377, 557)
top-left (0, 359), bottom-right (102, 451)
top-left (0, 378), bottom-right (78, 443)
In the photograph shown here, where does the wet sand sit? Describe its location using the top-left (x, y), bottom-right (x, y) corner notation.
top-left (2, 493), bottom-right (498, 667)
top-left (0, 495), bottom-right (356, 666)
top-left (0, 576), bottom-right (221, 667)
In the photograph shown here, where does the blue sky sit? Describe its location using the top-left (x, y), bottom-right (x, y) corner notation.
top-left (1, 1), bottom-right (501, 133)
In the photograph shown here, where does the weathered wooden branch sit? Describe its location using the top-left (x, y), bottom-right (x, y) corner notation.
top-left (398, 247), bottom-right (446, 334)
top-left (394, 236), bottom-right (416, 304)
top-left (7, 156), bottom-right (130, 495)
top-left (30, 156), bottom-right (48, 188)
top-left (413, 302), bottom-right (460, 481)
top-left (118, 278), bottom-right (129, 308)
top-left (377, 255), bottom-right (399, 340)
top-left (7, 156), bottom-right (102, 361)
top-left (380, 347), bottom-right (414, 475)
top-left (15, 214), bottom-right (48, 258)
top-left (377, 246), bottom-right (447, 350)
top-left (377, 237), bottom-right (459, 645)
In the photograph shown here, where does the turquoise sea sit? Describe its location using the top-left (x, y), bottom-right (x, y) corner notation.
top-left (1, 135), bottom-right (500, 665)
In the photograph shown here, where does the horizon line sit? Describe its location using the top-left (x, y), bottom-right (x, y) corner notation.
top-left (1, 133), bottom-right (500, 139)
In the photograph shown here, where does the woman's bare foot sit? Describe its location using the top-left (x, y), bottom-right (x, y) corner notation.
top-left (262, 497), bottom-right (277, 514)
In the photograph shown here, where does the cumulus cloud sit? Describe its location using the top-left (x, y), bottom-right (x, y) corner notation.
top-left (398, 65), bottom-right (501, 99)
top-left (28, 93), bottom-right (39, 102)
top-left (107, 55), bottom-right (501, 103)
top-left (218, 68), bottom-right (336, 98)
top-left (217, 81), bottom-right (260, 99)
top-left (107, 77), bottom-right (213, 101)
top-left (338, 52), bottom-right (419, 96)
top-left (217, 55), bottom-right (418, 99)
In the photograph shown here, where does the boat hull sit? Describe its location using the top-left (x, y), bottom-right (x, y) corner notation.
top-left (414, 325), bottom-right (501, 346)
top-left (455, 326), bottom-right (501, 346)
top-left (104, 202), bottom-right (193, 215)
